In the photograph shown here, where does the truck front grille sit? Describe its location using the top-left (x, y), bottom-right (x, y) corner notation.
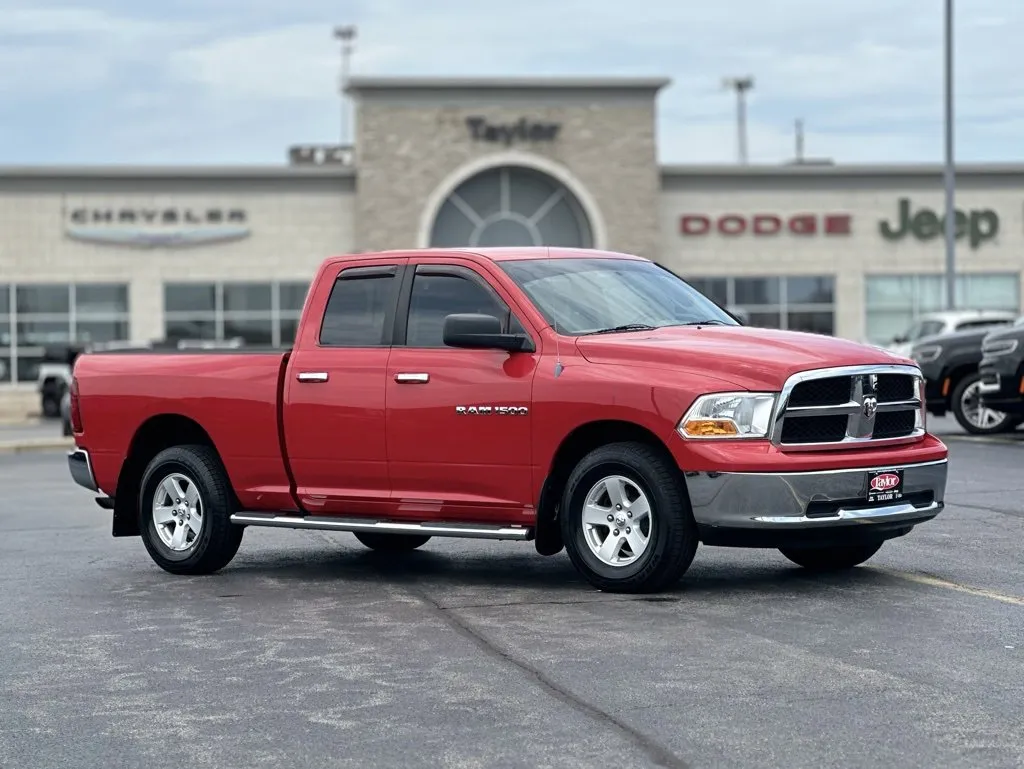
top-left (772, 365), bottom-right (925, 450)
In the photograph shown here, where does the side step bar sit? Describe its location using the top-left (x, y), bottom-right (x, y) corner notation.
top-left (231, 512), bottom-right (533, 541)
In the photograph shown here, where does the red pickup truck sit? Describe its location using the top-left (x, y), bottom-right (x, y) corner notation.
top-left (66, 247), bottom-right (949, 593)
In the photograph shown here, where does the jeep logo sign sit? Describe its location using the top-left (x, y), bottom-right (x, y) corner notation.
top-left (879, 198), bottom-right (998, 249)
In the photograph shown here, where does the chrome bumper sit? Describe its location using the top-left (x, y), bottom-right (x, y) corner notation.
top-left (68, 448), bottom-right (99, 493)
top-left (978, 375), bottom-right (1001, 394)
top-left (686, 459), bottom-right (947, 536)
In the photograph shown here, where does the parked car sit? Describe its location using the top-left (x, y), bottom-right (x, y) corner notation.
top-left (978, 323), bottom-right (1024, 420)
top-left (37, 344), bottom-right (84, 418)
top-left (887, 310), bottom-right (1017, 357)
top-left (910, 324), bottom-right (1023, 434)
top-left (65, 247), bottom-right (948, 594)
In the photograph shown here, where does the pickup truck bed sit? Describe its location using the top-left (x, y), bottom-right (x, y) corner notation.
top-left (67, 247), bottom-right (949, 594)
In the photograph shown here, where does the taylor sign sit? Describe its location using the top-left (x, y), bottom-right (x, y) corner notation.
top-left (879, 198), bottom-right (998, 249)
top-left (65, 206), bottom-right (251, 248)
top-left (466, 116), bottom-right (560, 145)
top-left (680, 213), bottom-right (851, 236)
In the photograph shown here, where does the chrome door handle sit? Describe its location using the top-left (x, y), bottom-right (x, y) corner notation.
top-left (394, 373), bottom-right (429, 384)
top-left (297, 371), bottom-right (329, 383)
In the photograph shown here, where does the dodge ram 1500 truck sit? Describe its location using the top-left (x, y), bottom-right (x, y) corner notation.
top-left (66, 247), bottom-right (949, 593)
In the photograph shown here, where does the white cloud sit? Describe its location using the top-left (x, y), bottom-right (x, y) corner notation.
top-left (1, 0), bottom-right (1022, 163)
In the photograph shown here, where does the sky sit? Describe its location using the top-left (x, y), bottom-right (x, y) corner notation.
top-left (0, 0), bottom-right (1021, 166)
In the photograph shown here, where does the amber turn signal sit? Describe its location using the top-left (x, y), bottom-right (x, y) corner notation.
top-left (683, 419), bottom-right (738, 437)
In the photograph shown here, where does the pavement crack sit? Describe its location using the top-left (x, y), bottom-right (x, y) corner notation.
top-left (409, 587), bottom-right (690, 769)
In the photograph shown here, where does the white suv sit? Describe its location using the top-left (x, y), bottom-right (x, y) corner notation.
top-left (887, 310), bottom-right (1018, 356)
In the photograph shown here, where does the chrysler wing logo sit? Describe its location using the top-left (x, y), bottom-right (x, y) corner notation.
top-left (64, 206), bottom-right (251, 249)
top-left (862, 395), bottom-right (878, 419)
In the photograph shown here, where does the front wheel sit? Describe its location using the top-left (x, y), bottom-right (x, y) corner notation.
top-left (778, 542), bottom-right (883, 571)
top-left (952, 372), bottom-right (1015, 435)
top-left (138, 445), bottom-right (244, 575)
top-left (353, 532), bottom-right (431, 551)
top-left (560, 442), bottom-right (698, 594)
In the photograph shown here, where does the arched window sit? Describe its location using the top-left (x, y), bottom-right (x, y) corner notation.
top-left (428, 166), bottom-right (594, 248)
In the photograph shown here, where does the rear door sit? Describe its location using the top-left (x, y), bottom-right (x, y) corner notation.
top-left (283, 258), bottom-right (406, 515)
top-left (384, 258), bottom-right (540, 522)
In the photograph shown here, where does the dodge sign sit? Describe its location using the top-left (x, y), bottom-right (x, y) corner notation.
top-left (680, 213), bottom-right (852, 236)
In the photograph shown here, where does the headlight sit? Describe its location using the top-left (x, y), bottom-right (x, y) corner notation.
top-left (911, 344), bottom-right (942, 364)
top-left (981, 339), bottom-right (1018, 357)
top-left (678, 392), bottom-right (777, 439)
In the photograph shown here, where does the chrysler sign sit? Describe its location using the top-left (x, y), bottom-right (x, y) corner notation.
top-left (680, 213), bottom-right (852, 236)
top-left (65, 206), bottom-right (251, 248)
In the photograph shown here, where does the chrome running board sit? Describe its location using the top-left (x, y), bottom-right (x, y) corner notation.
top-left (231, 512), bottom-right (533, 541)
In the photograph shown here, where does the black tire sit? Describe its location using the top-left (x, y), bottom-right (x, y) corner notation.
top-left (138, 445), bottom-right (244, 575)
top-left (353, 532), bottom-right (431, 551)
top-left (560, 441), bottom-right (698, 594)
top-left (41, 393), bottom-right (61, 418)
top-left (952, 372), bottom-right (1015, 435)
top-left (779, 541), bottom-right (884, 571)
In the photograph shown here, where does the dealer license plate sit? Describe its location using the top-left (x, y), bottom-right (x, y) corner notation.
top-left (867, 469), bottom-right (904, 503)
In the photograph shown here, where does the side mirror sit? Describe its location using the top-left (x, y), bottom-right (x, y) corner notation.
top-left (892, 334), bottom-right (908, 344)
top-left (442, 313), bottom-right (535, 353)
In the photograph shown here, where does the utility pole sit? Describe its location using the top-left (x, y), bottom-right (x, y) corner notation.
top-left (334, 25), bottom-right (357, 146)
top-left (942, 0), bottom-right (956, 309)
top-left (722, 76), bottom-right (755, 164)
top-left (794, 119), bottom-right (805, 163)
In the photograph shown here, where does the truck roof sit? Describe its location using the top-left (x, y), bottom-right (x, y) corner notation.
top-left (324, 247), bottom-right (648, 266)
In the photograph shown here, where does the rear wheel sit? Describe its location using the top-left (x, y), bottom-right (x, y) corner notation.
top-left (779, 542), bottom-right (883, 571)
top-left (560, 442), bottom-right (698, 594)
top-left (353, 532), bottom-right (431, 551)
top-left (952, 372), bottom-right (1015, 434)
top-left (138, 445), bottom-right (244, 575)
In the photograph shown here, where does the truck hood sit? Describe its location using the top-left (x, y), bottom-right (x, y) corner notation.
top-left (575, 326), bottom-right (914, 391)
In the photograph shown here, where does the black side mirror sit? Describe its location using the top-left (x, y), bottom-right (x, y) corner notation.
top-left (892, 335), bottom-right (908, 344)
top-left (442, 313), bottom-right (535, 352)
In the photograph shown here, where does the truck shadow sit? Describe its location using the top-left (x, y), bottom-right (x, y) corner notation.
top-left (220, 543), bottom-right (896, 599)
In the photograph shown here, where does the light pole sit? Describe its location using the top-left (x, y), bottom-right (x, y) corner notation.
top-left (723, 76), bottom-right (755, 164)
top-left (942, 0), bottom-right (956, 310)
top-left (334, 25), bottom-right (357, 145)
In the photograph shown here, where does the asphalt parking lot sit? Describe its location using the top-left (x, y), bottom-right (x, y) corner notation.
top-left (0, 427), bottom-right (1021, 769)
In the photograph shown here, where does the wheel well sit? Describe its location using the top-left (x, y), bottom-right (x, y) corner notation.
top-left (945, 364), bottom-right (978, 400)
top-left (534, 420), bottom-right (675, 556)
top-left (112, 414), bottom-right (230, 537)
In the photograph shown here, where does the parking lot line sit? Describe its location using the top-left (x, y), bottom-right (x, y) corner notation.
top-left (940, 434), bottom-right (1024, 446)
top-left (869, 566), bottom-right (1024, 606)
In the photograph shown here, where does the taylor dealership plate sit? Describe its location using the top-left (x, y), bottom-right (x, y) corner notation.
top-left (867, 469), bottom-right (904, 504)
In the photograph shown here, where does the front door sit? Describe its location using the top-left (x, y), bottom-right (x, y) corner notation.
top-left (385, 260), bottom-right (540, 523)
top-left (283, 258), bottom-right (406, 515)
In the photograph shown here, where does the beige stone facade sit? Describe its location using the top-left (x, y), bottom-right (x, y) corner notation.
top-left (349, 78), bottom-right (665, 258)
top-left (2, 75), bottom-right (1024, 408)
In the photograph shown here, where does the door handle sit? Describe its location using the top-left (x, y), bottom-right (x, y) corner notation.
top-left (297, 371), bottom-right (329, 383)
top-left (394, 373), bottom-right (429, 384)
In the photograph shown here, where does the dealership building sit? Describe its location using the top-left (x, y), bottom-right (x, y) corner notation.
top-left (2, 75), bottom-right (1024, 389)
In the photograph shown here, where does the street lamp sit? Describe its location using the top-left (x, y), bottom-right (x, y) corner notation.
top-left (942, 0), bottom-right (956, 310)
top-left (722, 76), bottom-right (755, 164)
top-left (334, 25), bottom-right (357, 145)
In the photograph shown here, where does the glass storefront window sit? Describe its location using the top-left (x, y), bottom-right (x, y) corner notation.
top-left (865, 273), bottom-right (1021, 344)
top-left (1, 283), bottom-right (131, 384)
top-left (684, 275), bottom-right (836, 335)
top-left (163, 281), bottom-right (310, 348)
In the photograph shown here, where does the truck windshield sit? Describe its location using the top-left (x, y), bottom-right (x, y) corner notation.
top-left (498, 257), bottom-right (738, 335)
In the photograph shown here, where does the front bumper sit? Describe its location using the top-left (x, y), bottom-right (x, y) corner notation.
top-left (68, 448), bottom-right (99, 493)
top-left (978, 361), bottom-right (1024, 414)
top-left (686, 459), bottom-right (947, 548)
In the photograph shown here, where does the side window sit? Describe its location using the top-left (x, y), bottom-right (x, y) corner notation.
top-left (405, 271), bottom-right (524, 348)
top-left (319, 268), bottom-right (399, 346)
top-left (916, 320), bottom-right (944, 339)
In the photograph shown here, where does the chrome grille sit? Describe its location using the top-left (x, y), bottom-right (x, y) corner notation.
top-left (771, 364), bottom-right (925, 450)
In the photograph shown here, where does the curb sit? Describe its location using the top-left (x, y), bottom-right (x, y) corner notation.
top-left (0, 438), bottom-right (75, 455)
